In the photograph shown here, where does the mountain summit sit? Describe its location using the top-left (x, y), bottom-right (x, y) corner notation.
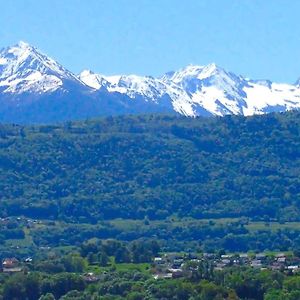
top-left (0, 41), bottom-right (82, 94)
top-left (1, 41), bottom-right (300, 123)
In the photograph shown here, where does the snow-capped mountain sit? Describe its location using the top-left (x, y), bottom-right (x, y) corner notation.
top-left (1, 41), bottom-right (300, 123)
top-left (78, 70), bottom-right (196, 116)
top-left (80, 64), bottom-right (300, 117)
top-left (0, 41), bottom-right (83, 94)
top-left (0, 42), bottom-right (106, 123)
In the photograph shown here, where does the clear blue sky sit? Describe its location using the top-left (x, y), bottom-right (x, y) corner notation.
top-left (1, 0), bottom-right (299, 83)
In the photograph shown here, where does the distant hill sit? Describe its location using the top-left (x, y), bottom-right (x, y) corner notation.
top-left (0, 111), bottom-right (299, 222)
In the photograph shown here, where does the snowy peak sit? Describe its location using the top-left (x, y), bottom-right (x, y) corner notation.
top-left (0, 41), bottom-right (81, 93)
top-left (164, 63), bottom-right (217, 82)
top-left (166, 64), bottom-right (244, 88)
top-left (161, 63), bottom-right (245, 100)
top-left (159, 64), bottom-right (249, 116)
top-left (78, 70), bottom-right (109, 90)
top-left (1, 41), bottom-right (62, 77)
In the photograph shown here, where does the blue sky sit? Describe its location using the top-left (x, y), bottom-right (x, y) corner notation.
top-left (1, 0), bottom-right (299, 82)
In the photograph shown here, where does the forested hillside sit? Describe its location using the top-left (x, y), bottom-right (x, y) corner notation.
top-left (0, 112), bottom-right (300, 222)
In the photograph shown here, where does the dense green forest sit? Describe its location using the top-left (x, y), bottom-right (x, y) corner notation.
top-left (0, 111), bottom-right (299, 222)
top-left (1, 111), bottom-right (300, 299)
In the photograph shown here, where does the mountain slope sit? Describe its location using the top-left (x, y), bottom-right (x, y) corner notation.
top-left (0, 41), bottom-right (82, 94)
top-left (78, 70), bottom-right (197, 116)
top-left (0, 42), bottom-right (100, 123)
top-left (1, 41), bottom-right (300, 123)
top-left (0, 112), bottom-right (299, 222)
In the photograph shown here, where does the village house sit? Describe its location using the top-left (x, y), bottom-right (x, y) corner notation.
top-left (82, 272), bottom-right (100, 283)
top-left (203, 253), bottom-right (215, 259)
top-left (2, 258), bottom-right (22, 273)
top-left (153, 273), bottom-right (173, 280)
top-left (255, 253), bottom-right (267, 261)
top-left (277, 257), bottom-right (286, 264)
top-left (154, 257), bottom-right (165, 265)
top-left (287, 265), bottom-right (299, 273)
top-left (275, 253), bottom-right (286, 259)
top-left (170, 268), bottom-right (184, 278)
top-left (221, 254), bottom-right (233, 259)
top-left (215, 263), bottom-right (227, 271)
top-left (250, 260), bottom-right (263, 268)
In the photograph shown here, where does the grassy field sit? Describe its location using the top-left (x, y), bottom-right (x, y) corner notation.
top-left (246, 221), bottom-right (300, 232)
top-left (109, 217), bottom-right (240, 230)
top-left (115, 262), bottom-right (150, 273)
top-left (5, 227), bottom-right (35, 248)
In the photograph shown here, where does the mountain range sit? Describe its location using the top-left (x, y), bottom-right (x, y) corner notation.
top-left (1, 41), bottom-right (300, 123)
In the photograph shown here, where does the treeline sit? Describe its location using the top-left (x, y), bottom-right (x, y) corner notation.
top-left (32, 239), bottom-right (160, 274)
top-left (0, 112), bottom-right (299, 222)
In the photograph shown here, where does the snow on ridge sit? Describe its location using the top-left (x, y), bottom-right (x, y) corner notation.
top-left (78, 70), bottom-right (107, 90)
top-left (79, 63), bottom-right (300, 117)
